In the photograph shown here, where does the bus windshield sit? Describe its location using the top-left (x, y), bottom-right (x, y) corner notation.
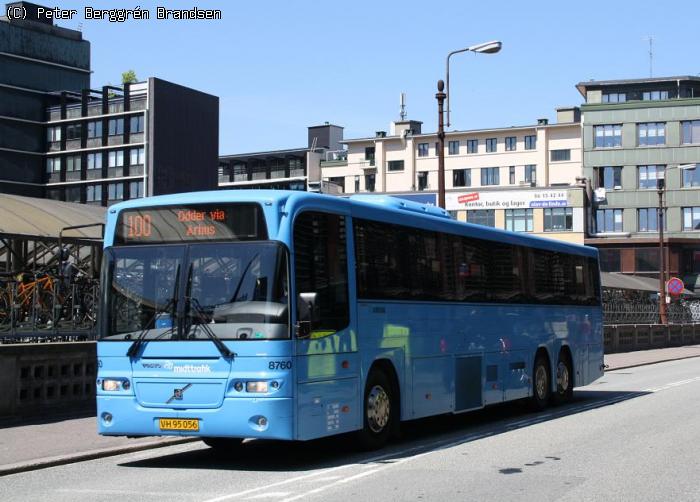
top-left (102, 241), bottom-right (289, 340)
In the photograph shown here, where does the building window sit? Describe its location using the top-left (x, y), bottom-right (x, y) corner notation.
top-left (594, 124), bottom-right (622, 148)
top-left (598, 166), bottom-right (622, 190)
top-left (596, 209), bottom-right (623, 233)
top-left (66, 123), bottom-right (81, 140)
top-left (47, 126), bottom-right (61, 143)
top-left (481, 167), bottom-right (499, 186)
top-left (599, 249), bottom-right (621, 272)
top-left (505, 209), bottom-right (533, 232)
top-left (130, 147), bottom-right (145, 165)
top-left (108, 150), bottom-right (124, 167)
top-left (550, 149), bottom-right (571, 162)
top-left (642, 90), bottom-right (668, 101)
top-left (46, 157), bottom-right (61, 173)
top-left (453, 169), bottom-right (471, 187)
top-left (448, 140), bottom-right (459, 155)
top-left (365, 173), bottom-right (375, 192)
top-left (485, 138), bottom-right (497, 153)
top-left (467, 210), bottom-right (495, 227)
top-left (524, 165), bottom-right (536, 184)
top-left (387, 160), bottom-right (404, 172)
top-left (65, 186), bottom-right (81, 203)
top-left (603, 92), bottom-right (627, 103)
top-left (46, 189), bottom-right (61, 200)
top-left (66, 155), bottom-right (81, 172)
top-left (509, 166), bottom-right (515, 184)
top-left (130, 115), bottom-right (144, 133)
top-left (107, 182), bottom-right (124, 201)
top-left (505, 136), bottom-right (516, 151)
top-left (681, 120), bottom-right (700, 144)
top-left (108, 118), bottom-right (124, 136)
top-left (87, 152), bottom-right (102, 170)
top-left (417, 172), bottom-right (428, 190)
top-left (288, 158), bottom-right (304, 176)
top-left (418, 143), bottom-right (429, 157)
top-left (129, 181), bottom-right (144, 199)
top-left (638, 165), bottom-right (664, 189)
top-left (354, 175), bottom-right (360, 192)
top-left (467, 139), bottom-right (478, 154)
top-left (524, 135), bottom-right (537, 150)
top-left (435, 142), bottom-right (440, 154)
top-left (365, 147), bottom-right (375, 165)
top-left (87, 121), bottom-right (102, 139)
top-left (638, 208), bottom-right (662, 232)
top-left (682, 165), bottom-right (700, 187)
top-left (638, 122), bottom-right (665, 146)
top-left (544, 207), bottom-right (573, 232)
top-left (86, 184), bottom-right (102, 202)
top-left (683, 207), bottom-right (700, 230)
top-left (635, 248), bottom-right (659, 272)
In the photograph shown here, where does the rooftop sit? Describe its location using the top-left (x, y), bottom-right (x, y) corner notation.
top-left (576, 76), bottom-right (700, 97)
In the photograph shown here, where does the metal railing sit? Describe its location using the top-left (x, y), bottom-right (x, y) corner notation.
top-left (0, 271), bottom-right (98, 343)
top-left (603, 288), bottom-right (700, 325)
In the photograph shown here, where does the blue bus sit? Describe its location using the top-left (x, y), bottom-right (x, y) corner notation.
top-left (97, 190), bottom-right (603, 449)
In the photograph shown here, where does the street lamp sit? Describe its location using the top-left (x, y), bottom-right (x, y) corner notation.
top-left (436, 40), bottom-right (502, 209)
top-left (657, 163), bottom-right (696, 324)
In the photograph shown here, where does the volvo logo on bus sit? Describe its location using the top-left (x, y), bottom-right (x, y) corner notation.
top-left (166, 383), bottom-right (192, 404)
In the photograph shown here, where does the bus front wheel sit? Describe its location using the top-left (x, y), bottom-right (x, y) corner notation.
top-left (531, 355), bottom-right (551, 411)
top-left (358, 370), bottom-right (396, 450)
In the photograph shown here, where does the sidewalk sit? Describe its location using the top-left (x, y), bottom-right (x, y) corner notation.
top-left (1, 345), bottom-right (699, 477)
top-left (604, 344), bottom-right (700, 371)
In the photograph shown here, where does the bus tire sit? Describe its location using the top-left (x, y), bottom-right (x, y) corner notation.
top-left (530, 354), bottom-right (551, 411)
top-left (357, 369), bottom-right (396, 450)
top-left (202, 437), bottom-right (244, 451)
top-left (553, 350), bottom-right (574, 404)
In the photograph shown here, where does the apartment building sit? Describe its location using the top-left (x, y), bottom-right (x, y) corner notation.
top-left (43, 78), bottom-right (218, 205)
top-left (218, 123), bottom-right (343, 192)
top-left (578, 76), bottom-right (700, 289)
top-left (323, 108), bottom-right (585, 244)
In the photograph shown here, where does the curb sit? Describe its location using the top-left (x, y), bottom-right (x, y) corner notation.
top-left (605, 353), bottom-right (700, 372)
top-left (0, 437), bottom-right (199, 477)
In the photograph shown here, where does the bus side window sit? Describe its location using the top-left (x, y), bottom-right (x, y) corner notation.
top-left (293, 212), bottom-right (350, 336)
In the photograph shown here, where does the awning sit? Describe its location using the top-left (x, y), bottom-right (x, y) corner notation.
top-left (601, 272), bottom-right (695, 296)
top-left (0, 194), bottom-right (106, 240)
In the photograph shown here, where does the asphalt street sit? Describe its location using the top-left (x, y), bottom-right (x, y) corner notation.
top-left (1, 357), bottom-right (699, 502)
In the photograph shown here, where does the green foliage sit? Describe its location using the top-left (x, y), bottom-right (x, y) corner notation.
top-left (121, 70), bottom-right (138, 85)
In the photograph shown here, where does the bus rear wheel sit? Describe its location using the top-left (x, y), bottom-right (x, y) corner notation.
top-left (202, 437), bottom-right (244, 451)
top-left (530, 355), bottom-right (551, 411)
top-left (553, 352), bottom-right (574, 404)
top-left (357, 370), bottom-right (396, 450)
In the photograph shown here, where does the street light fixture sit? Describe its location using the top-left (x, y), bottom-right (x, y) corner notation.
top-left (436, 40), bottom-right (502, 209)
top-left (657, 163), bottom-right (696, 324)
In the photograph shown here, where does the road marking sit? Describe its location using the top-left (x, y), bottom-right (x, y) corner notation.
top-left (644, 375), bottom-right (700, 393)
top-left (57, 488), bottom-right (202, 496)
top-left (246, 493), bottom-right (291, 499)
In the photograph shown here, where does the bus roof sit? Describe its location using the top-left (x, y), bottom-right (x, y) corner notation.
top-left (106, 190), bottom-right (599, 258)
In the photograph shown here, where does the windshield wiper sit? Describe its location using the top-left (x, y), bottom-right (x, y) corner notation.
top-left (186, 296), bottom-right (235, 360)
top-left (126, 263), bottom-right (180, 358)
top-left (230, 253), bottom-right (259, 303)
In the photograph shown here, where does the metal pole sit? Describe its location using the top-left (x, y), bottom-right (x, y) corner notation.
top-left (658, 180), bottom-right (667, 324)
top-left (436, 80), bottom-right (447, 209)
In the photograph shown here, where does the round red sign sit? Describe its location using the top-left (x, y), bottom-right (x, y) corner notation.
top-left (667, 277), bottom-right (684, 296)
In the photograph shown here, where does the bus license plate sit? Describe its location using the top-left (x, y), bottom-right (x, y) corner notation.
top-left (159, 418), bottom-right (199, 431)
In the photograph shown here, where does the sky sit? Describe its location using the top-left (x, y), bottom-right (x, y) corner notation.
top-left (49, 0), bottom-right (700, 154)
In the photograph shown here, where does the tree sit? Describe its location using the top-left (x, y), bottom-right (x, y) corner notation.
top-left (121, 70), bottom-right (138, 85)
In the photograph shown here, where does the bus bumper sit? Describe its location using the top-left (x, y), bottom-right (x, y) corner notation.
top-left (97, 396), bottom-right (294, 440)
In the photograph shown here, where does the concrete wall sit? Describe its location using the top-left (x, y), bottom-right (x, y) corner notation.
top-left (604, 323), bottom-right (700, 354)
top-left (0, 342), bottom-right (96, 420)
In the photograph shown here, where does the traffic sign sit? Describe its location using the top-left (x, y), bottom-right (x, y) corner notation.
top-left (667, 277), bottom-right (684, 296)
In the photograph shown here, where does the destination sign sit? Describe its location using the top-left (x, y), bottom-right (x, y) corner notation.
top-left (115, 204), bottom-right (267, 244)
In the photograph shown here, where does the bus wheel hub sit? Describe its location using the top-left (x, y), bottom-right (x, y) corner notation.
top-left (367, 385), bottom-right (390, 433)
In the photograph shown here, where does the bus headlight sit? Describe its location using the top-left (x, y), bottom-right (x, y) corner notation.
top-left (246, 381), bottom-right (269, 393)
top-left (102, 379), bottom-right (128, 391)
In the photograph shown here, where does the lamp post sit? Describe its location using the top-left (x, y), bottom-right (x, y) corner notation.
top-left (436, 40), bottom-right (502, 209)
top-left (657, 163), bottom-right (696, 324)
